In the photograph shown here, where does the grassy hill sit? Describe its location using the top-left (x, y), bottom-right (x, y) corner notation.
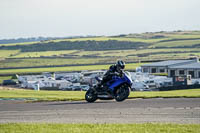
top-left (0, 30), bottom-right (200, 74)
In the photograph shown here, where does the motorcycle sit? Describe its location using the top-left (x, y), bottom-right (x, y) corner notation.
top-left (85, 71), bottom-right (132, 102)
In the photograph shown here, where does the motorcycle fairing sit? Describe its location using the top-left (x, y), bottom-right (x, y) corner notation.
top-left (107, 77), bottom-right (126, 91)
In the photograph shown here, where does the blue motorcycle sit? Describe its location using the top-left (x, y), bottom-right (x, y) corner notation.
top-left (85, 71), bottom-right (133, 102)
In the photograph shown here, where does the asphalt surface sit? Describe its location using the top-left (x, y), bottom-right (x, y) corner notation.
top-left (0, 98), bottom-right (200, 123)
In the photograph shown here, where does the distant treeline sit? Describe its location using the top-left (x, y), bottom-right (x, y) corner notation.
top-left (0, 37), bottom-right (49, 44)
top-left (0, 36), bottom-right (99, 44)
top-left (0, 40), bottom-right (148, 52)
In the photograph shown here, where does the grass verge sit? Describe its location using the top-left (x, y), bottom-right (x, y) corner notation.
top-left (0, 89), bottom-right (200, 102)
top-left (0, 123), bottom-right (199, 133)
top-left (129, 89), bottom-right (200, 99)
top-left (0, 89), bottom-right (84, 101)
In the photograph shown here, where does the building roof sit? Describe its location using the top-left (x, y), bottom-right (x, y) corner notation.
top-left (141, 60), bottom-right (193, 67)
top-left (169, 62), bottom-right (200, 69)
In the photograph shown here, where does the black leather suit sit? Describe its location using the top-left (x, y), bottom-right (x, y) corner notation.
top-left (100, 64), bottom-right (123, 86)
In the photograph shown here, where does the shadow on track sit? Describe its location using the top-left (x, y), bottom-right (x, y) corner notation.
top-left (46, 101), bottom-right (111, 106)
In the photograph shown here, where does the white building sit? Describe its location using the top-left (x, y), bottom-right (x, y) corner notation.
top-left (141, 58), bottom-right (200, 78)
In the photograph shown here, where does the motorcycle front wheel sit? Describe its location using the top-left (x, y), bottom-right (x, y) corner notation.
top-left (85, 89), bottom-right (97, 103)
top-left (114, 85), bottom-right (130, 102)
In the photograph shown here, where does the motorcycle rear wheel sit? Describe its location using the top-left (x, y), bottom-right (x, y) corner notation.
top-left (85, 89), bottom-right (97, 103)
top-left (115, 85), bottom-right (130, 102)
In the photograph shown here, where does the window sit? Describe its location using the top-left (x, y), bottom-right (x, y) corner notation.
top-left (150, 81), bottom-right (154, 83)
top-left (189, 71), bottom-right (195, 78)
top-left (151, 68), bottom-right (157, 73)
top-left (179, 70), bottom-right (185, 75)
top-left (159, 69), bottom-right (165, 73)
top-left (170, 70), bottom-right (175, 77)
top-left (143, 68), bottom-right (149, 73)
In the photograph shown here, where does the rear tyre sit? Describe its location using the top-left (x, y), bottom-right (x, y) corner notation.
top-left (85, 89), bottom-right (97, 103)
top-left (114, 85), bottom-right (130, 102)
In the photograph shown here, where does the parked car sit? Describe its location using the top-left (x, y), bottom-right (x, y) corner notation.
top-left (144, 80), bottom-right (157, 88)
top-left (139, 88), bottom-right (152, 91)
top-left (2, 80), bottom-right (17, 85)
top-left (71, 85), bottom-right (82, 91)
top-left (62, 87), bottom-right (72, 91)
top-left (80, 85), bottom-right (90, 91)
top-left (131, 81), bottom-right (149, 91)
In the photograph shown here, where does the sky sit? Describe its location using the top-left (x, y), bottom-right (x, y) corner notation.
top-left (0, 0), bottom-right (200, 39)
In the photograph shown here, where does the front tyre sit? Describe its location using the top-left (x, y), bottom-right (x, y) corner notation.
top-left (115, 85), bottom-right (131, 102)
top-left (85, 89), bottom-right (97, 103)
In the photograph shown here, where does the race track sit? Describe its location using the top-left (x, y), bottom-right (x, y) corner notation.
top-left (0, 98), bottom-right (200, 123)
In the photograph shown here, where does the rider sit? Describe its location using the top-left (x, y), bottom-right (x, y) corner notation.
top-left (96, 60), bottom-right (125, 91)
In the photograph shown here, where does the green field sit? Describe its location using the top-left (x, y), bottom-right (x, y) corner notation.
top-left (151, 39), bottom-right (200, 48)
top-left (45, 31), bottom-right (200, 44)
top-left (0, 50), bottom-right (20, 58)
top-left (1, 48), bottom-right (200, 69)
top-left (1, 31), bottom-right (200, 75)
top-left (0, 58), bottom-right (109, 68)
top-left (11, 50), bottom-right (78, 58)
top-left (0, 63), bottom-right (142, 74)
top-left (0, 41), bottom-right (39, 47)
top-left (0, 123), bottom-right (199, 133)
top-left (165, 33), bottom-right (200, 39)
top-left (46, 36), bottom-right (165, 43)
top-left (3, 48), bottom-right (200, 59)
top-left (0, 89), bottom-right (199, 102)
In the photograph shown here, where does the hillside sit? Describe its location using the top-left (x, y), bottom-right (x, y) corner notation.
top-left (0, 30), bottom-right (200, 71)
top-left (0, 40), bottom-right (148, 52)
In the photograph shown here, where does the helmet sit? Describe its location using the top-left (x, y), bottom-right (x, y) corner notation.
top-left (116, 60), bottom-right (125, 69)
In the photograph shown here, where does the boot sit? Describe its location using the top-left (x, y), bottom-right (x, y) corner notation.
top-left (101, 84), bottom-right (109, 91)
top-left (95, 83), bottom-right (102, 92)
